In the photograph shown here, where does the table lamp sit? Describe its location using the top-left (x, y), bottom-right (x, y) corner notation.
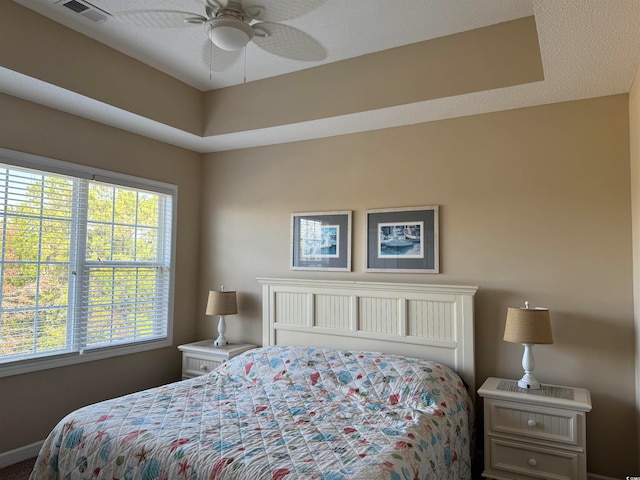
top-left (503, 301), bottom-right (553, 389)
top-left (206, 286), bottom-right (237, 347)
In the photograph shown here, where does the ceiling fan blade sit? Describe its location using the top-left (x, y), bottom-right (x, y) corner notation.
top-left (204, 0), bottom-right (226, 17)
top-left (241, 0), bottom-right (325, 22)
top-left (201, 40), bottom-right (243, 72)
top-left (252, 22), bottom-right (326, 61)
top-left (113, 10), bottom-right (207, 28)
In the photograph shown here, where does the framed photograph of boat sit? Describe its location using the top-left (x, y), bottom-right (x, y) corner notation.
top-left (291, 210), bottom-right (352, 271)
top-left (365, 205), bottom-right (439, 273)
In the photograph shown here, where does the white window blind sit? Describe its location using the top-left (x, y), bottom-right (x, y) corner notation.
top-left (0, 149), bottom-right (175, 376)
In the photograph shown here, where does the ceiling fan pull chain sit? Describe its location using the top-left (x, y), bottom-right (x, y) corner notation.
top-left (210, 40), bottom-right (213, 80)
top-left (243, 46), bottom-right (247, 84)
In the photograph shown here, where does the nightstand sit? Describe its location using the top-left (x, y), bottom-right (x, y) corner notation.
top-left (177, 340), bottom-right (256, 379)
top-left (478, 377), bottom-right (592, 480)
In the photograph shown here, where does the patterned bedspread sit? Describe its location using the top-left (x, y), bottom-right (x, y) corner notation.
top-left (30, 346), bottom-right (474, 480)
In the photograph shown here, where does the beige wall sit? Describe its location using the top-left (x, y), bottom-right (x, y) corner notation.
top-left (630, 64), bottom-right (640, 468)
top-left (0, 94), bottom-right (202, 453)
top-left (0, 2), bottom-right (204, 136)
top-left (201, 95), bottom-right (635, 477)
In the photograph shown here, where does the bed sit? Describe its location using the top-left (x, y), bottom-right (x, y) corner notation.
top-left (30, 279), bottom-right (478, 480)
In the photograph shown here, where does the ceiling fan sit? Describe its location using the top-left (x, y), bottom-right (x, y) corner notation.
top-left (111, 0), bottom-right (328, 72)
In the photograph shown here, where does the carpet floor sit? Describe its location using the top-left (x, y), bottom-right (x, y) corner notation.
top-left (0, 457), bottom-right (35, 480)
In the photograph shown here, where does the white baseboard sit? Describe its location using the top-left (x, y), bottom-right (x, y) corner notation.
top-left (0, 440), bottom-right (43, 468)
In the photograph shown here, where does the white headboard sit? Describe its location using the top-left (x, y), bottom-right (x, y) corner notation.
top-left (258, 278), bottom-right (478, 392)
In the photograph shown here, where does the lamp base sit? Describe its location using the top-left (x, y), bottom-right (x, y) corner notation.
top-left (213, 315), bottom-right (228, 347)
top-left (517, 373), bottom-right (541, 390)
top-left (516, 343), bottom-right (543, 389)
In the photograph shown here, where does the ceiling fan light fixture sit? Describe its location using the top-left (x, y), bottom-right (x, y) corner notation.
top-left (208, 18), bottom-right (254, 51)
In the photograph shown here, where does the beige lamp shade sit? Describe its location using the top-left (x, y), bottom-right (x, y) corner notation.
top-left (206, 290), bottom-right (238, 316)
top-left (503, 306), bottom-right (553, 345)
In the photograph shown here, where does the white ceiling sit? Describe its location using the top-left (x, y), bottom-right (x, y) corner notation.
top-left (4, 0), bottom-right (640, 152)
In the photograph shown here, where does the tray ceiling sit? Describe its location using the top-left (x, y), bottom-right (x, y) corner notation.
top-left (3, 0), bottom-right (640, 152)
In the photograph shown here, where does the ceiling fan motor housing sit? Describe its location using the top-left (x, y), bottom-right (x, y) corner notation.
top-left (207, 16), bottom-right (254, 51)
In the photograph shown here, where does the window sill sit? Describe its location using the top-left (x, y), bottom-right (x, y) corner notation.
top-left (0, 336), bottom-right (172, 378)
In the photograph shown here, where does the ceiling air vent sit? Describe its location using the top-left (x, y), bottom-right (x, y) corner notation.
top-left (56, 0), bottom-right (110, 23)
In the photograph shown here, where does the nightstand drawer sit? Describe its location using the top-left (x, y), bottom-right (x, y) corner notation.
top-left (489, 401), bottom-right (577, 445)
top-left (490, 438), bottom-right (578, 480)
top-left (183, 353), bottom-right (223, 377)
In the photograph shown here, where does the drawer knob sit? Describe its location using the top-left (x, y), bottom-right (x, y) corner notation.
top-left (200, 365), bottom-right (208, 372)
top-left (528, 458), bottom-right (537, 467)
top-left (527, 419), bottom-right (537, 428)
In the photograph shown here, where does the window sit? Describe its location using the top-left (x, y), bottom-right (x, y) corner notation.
top-left (0, 148), bottom-right (176, 377)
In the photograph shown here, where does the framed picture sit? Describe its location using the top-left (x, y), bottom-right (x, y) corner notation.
top-left (365, 205), bottom-right (439, 273)
top-left (291, 211), bottom-right (352, 271)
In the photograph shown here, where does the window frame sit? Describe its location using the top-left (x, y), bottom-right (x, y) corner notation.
top-left (0, 147), bottom-right (177, 378)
